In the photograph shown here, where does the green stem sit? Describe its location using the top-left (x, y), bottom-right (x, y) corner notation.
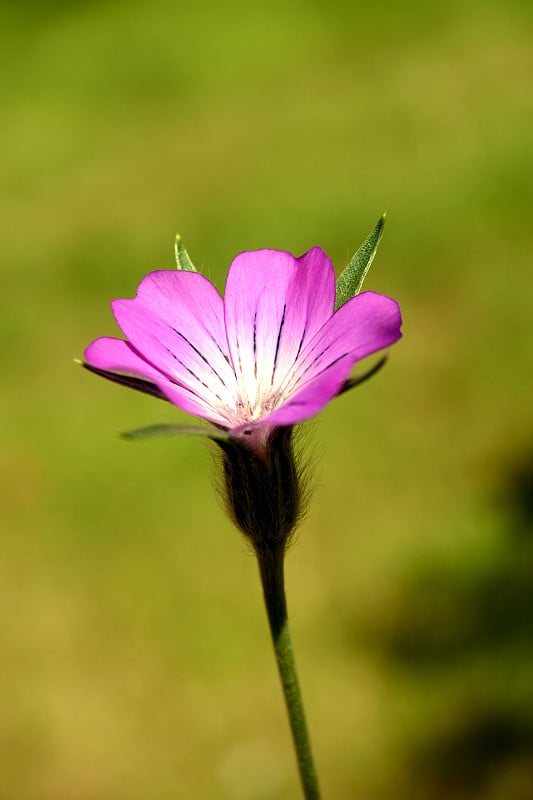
top-left (255, 546), bottom-right (321, 800)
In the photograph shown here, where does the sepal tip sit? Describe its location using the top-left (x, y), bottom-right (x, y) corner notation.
top-left (335, 213), bottom-right (387, 310)
top-left (174, 233), bottom-right (198, 272)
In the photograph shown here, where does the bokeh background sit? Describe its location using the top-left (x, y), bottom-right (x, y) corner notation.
top-left (2, 1), bottom-right (533, 798)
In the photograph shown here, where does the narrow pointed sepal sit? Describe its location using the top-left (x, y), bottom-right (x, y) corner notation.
top-left (174, 233), bottom-right (198, 272)
top-left (121, 423), bottom-right (230, 440)
top-left (335, 214), bottom-right (386, 310)
top-left (336, 356), bottom-right (388, 396)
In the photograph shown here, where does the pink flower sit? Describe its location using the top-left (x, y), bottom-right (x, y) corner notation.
top-left (84, 247), bottom-right (401, 451)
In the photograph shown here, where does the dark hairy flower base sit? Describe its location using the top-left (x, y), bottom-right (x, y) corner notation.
top-left (217, 428), bottom-right (303, 553)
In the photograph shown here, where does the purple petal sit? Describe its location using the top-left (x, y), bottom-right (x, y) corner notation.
top-left (111, 270), bottom-right (239, 414)
top-left (85, 337), bottom-right (171, 385)
top-left (84, 336), bottom-right (230, 426)
top-left (83, 338), bottom-right (168, 401)
top-left (82, 362), bottom-right (167, 401)
top-left (263, 291), bottom-right (402, 426)
top-left (223, 247), bottom-right (335, 408)
top-left (254, 358), bottom-right (362, 427)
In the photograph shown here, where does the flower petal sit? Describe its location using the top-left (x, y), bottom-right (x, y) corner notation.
top-left (85, 336), bottom-right (171, 385)
top-left (223, 247), bottom-right (335, 410)
top-left (111, 270), bottom-right (239, 416)
top-left (263, 291), bottom-right (402, 426)
top-left (285, 291), bottom-right (402, 393)
top-left (284, 247), bottom-right (337, 376)
top-left (253, 358), bottom-right (363, 427)
top-left (84, 336), bottom-right (230, 425)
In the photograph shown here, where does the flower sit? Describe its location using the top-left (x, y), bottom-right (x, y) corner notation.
top-left (83, 247), bottom-right (402, 452)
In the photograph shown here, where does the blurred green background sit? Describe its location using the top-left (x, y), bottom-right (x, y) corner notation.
top-left (1, 1), bottom-right (533, 798)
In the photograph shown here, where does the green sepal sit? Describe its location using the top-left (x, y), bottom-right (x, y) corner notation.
top-left (174, 234), bottom-right (197, 272)
top-left (121, 423), bottom-right (230, 441)
top-left (335, 214), bottom-right (386, 310)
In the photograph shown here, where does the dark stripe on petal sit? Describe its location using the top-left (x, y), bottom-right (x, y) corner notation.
top-left (209, 332), bottom-right (231, 365)
top-left (271, 303), bottom-right (286, 383)
top-left (292, 340), bottom-right (335, 385)
top-left (171, 327), bottom-right (228, 389)
top-left (269, 322), bottom-right (308, 398)
top-left (295, 327), bottom-right (306, 362)
top-left (311, 351), bottom-right (350, 381)
top-left (185, 366), bottom-right (223, 402)
top-left (234, 336), bottom-right (244, 378)
top-left (163, 345), bottom-right (223, 403)
top-left (281, 350), bottom-right (351, 403)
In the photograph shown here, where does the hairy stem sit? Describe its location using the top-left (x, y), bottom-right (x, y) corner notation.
top-left (255, 546), bottom-right (321, 800)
